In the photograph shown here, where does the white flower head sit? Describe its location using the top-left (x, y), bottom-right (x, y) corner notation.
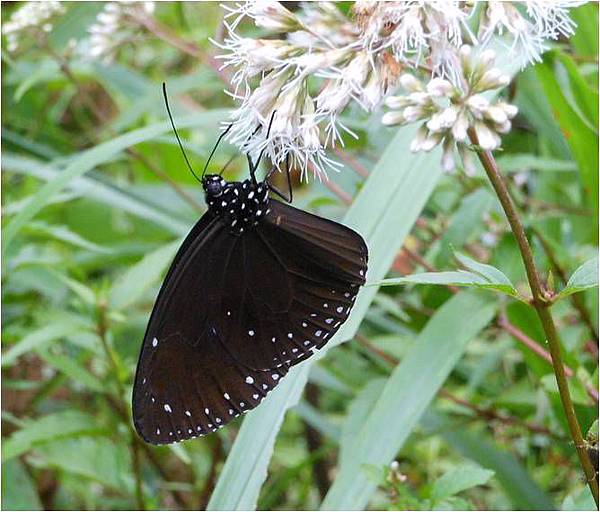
top-left (85, 1), bottom-right (155, 63)
top-left (3, 1), bottom-right (65, 52)
top-left (383, 45), bottom-right (519, 171)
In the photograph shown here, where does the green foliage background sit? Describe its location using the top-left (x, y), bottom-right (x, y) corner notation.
top-left (1, 2), bottom-right (598, 510)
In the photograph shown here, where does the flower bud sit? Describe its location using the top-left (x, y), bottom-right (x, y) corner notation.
top-left (400, 73), bottom-right (423, 93)
top-left (426, 77), bottom-right (454, 97)
top-left (410, 125), bottom-right (428, 152)
top-left (484, 105), bottom-right (508, 125)
top-left (441, 138), bottom-right (456, 172)
top-left (408, 92), bottom-right (431, 106)
top-left (382, 111), bottom-right (406, 126)
top-left (476, 68), bottom-right (510, 91)
top-left (474, 121), bottom-right (501, 150)
top-left (385, 95), bottom-right (411, 109)
top-left (458, 143), bottom-right (477, 176)
top-left (466, 94), bottom-right (489, 117)
top-left (252, 1), bottom-right (302, 32)
top-left (495, 120), bottom-right (512, 134)
top-left (459, 45), bottom-right (472, 75)
top-left (478, 49), bottom-right (496, 70)
top-left (421, 131), bottom-right (443, 152)
top-left (497, 102), bottom-right (518, 119)
top-left (451, 109), bottom-right (469, 142)
top-left (403, 106), bottom-right (426, 122)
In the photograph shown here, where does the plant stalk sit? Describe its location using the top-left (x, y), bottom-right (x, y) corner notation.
top-left (468, 128), bottom-right (599, 506)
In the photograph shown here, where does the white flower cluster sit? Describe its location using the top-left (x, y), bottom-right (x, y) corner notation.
top-left (217, 1), bottom-right (406, 179)
top-left (88, 1), bottom-right (155, 62)
top-left (217, 1), bottom-right (578, 178)
top-left (383, 46), bottom-right (518, 173)
top-left (3, 1), bottom-right (65, 53)
top-left (479, 1), bottom-right (579, 65)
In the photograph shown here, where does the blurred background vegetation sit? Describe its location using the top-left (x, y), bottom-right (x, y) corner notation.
top-left (1, 2), bottom-right (598, 510)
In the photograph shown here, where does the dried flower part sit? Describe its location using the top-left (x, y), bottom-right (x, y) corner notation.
top-left (87, 1), bottom-right (155, 63)
top-left (383, 45), bottom-right (518, 172)
top-left (3, 1), bottom-right (65, 53)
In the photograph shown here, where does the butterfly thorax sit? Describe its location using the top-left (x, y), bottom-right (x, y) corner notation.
top-left (203, 174), bottom-right (271, 235)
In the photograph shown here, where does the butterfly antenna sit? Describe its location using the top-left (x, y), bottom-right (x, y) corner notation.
top-left (162, 82), bottom-right (202, 183)
top-left (203, 123), bottom-right (234, 179)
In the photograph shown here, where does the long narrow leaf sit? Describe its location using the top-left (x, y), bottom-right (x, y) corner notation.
top-left (321, 291), bottom-right (496, 510)
top-left (2, 110), bottom-right (225, 258)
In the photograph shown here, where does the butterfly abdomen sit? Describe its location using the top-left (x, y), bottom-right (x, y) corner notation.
top-left (204, 175), bottom-right (271, 235)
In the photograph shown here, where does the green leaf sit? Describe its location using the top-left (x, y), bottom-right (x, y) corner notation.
top-left (556, 257), bottom-right (599, 300)
top-left (430, 464), bottom-right (495, 504)
top-left (375, 270), bottom-right (521, 298)
top-left (2, 318), bottom-right (88, 368)
top-left (321, 292), bottom-right (496, 510)
top-left (375, 250), bottom-right (522, 300)
top-left (38, 350), bottom-right (106, 393)
top-left (3, 153), bottom-right (191, 236)
top-left (23, 221), bottom-right (111, 254)
top-left (554, 53), bottom-right (599, 129)
top-left (208, 124), bottom-right (444, 511)
top-left (34, 437), bottom-right (131, 492)
top-left (495, 154), bottom-right (577, 173)
top-left (536, 56), bottom-right (599, 239)
top-left (108, 241), bottom-right (179, 310)
top-left (338, 378), bottom-right (386, 468)
top-left (422, 410), bottom-right (556, 510)
top-left (2, 410), bottom-right (103, 462)
top-left (1, 459), bottom-right (42, 510)
top-left (2, 110), bottom-right (225, 260)
top-left (435, 188), bottom-right (494, 265)
top-left (561, 487), bottom-right (597, 511)
top-left (50, 272), bottom-right (96, 305)
top-left (570, 3), bottom-right (599, 58)
top-left (454, 251), bottom-right (516, 289)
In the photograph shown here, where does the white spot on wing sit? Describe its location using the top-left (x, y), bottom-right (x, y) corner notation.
top-left (152, 337), bottom-right (158, 347)
top-left (246, 376), bottom-right (254, 384)
top-left (164, 404), bottom-right (172, 413)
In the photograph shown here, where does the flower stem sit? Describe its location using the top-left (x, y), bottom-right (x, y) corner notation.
top-left (468, 128), bottom-right (599, 506)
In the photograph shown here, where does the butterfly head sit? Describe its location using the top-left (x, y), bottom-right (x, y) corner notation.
top-left (202, 175), bottom-right (226, 198)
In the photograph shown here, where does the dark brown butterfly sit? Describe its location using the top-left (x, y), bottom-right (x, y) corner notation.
top-left (132, 85), bottom-right (368, 444)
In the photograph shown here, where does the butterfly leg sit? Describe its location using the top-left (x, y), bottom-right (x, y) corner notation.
top-left (266, 153), bottom-right (293, 204)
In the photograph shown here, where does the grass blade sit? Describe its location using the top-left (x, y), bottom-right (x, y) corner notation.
top-left (321, 291), bottom-right (496, 510)
top-left (2, 110), bottom-right (225, 259)
top-left (422, 410), bottom-right (556, 510)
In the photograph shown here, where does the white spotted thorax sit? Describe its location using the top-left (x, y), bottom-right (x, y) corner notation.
top-left (202, 174), bottom-right (271, 235)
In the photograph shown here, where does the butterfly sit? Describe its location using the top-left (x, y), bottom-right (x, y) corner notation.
top-left (132, 84), bottom-right (368, 444)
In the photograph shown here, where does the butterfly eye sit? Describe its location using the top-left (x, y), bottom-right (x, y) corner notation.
top-left (204, 179), bottom-right (223, 196)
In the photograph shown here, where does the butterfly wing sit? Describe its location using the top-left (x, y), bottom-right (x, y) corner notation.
top-left (218, 199), bottom-right (368, 371)
top-left (133, 200), bottom-right (367, 445)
